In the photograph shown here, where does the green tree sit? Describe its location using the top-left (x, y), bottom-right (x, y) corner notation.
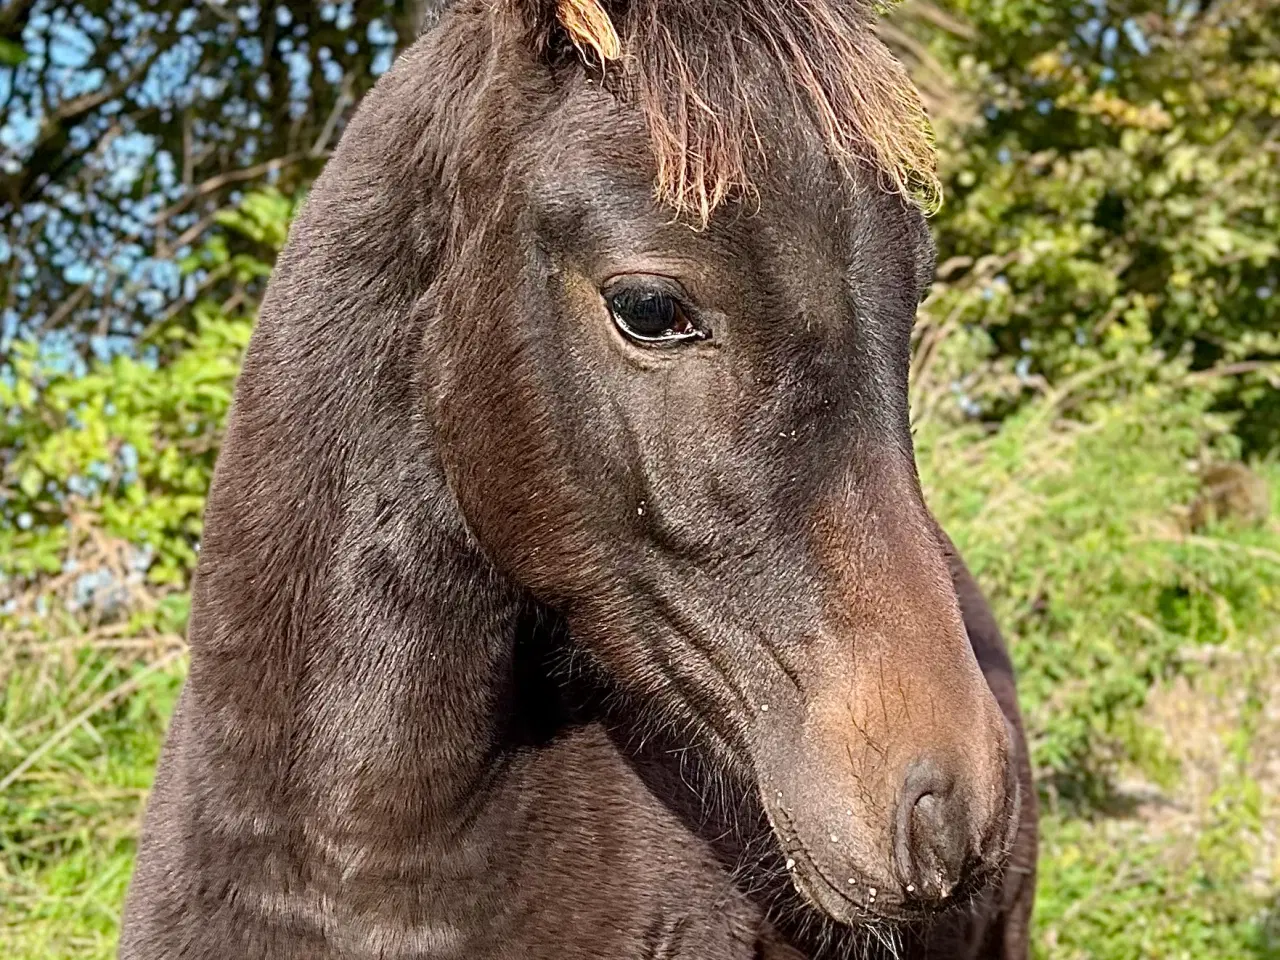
top-left (0, 0), bottom-right (430, 350)
top-left (922, 0), bottom-right (1280, 449)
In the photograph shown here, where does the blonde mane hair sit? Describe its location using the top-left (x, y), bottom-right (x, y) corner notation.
top-left (552, 0), bottom-right (940, 224)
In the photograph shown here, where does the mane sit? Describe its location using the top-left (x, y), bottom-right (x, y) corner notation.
top-left (549, 0), bottom-right (940, 224)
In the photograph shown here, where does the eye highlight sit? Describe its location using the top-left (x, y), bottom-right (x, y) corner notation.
top-left (605, 282), bottom-right (709, 346)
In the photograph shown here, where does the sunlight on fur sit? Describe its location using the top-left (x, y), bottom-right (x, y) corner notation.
top-left (550, 0), bottom-right (941, 223)
top-left (557, 0), bottom-right (622, 62)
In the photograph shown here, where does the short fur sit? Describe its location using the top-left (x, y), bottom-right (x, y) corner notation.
top-left (120, 2), bottom-right (1035, 958)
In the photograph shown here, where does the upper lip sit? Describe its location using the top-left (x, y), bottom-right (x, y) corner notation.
top-left (786, 849), bottom-right (881, 925)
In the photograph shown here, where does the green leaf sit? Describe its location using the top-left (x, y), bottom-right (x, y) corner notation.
top-left (0, 38), bottom-right (27, 66)
top-left (19, 466), bottom-right (44, 499)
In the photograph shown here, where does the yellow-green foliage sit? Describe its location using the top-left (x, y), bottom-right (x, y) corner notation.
top-left (918, 356), bottom-right (1274, 794)
top-left (925, 0), bottom-right (1280, 449)
top-left (0, 193), bottom-right (293, 591)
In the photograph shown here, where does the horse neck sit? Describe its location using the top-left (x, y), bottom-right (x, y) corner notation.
top-left (179, 62), bottom-right (527, 854)
top-left (185, 354), bottom-right (526, 843)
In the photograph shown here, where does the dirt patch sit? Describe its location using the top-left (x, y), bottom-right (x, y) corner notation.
top-left (1120, 643), bottom-right (1280, 896)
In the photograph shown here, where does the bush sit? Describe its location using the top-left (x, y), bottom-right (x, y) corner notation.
top-left (922, 0), bottom-right (1280, 450)
top-left (918, 351), bottom-right (1280, 795)
top-left (0, 193), bottom-right (292, 607)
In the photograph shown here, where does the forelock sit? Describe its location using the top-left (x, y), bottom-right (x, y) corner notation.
top-left (549, 0), bottom-right (940, 226)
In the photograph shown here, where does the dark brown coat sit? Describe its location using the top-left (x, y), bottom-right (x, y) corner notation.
top-left (120, 3), bottom-right (1037, 957)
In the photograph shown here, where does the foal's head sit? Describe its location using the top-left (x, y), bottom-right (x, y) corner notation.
top-left (423, 0), bottom-right (1016, 924)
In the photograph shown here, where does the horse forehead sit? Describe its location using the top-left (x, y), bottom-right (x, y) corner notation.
top-left (518, 147), bottom-right (868, 267)
top-left (519, 82), bottom-right (849, 210)
top-left (519, 86), bottom-right (650, 190)
top-left (510, 85), bottom-right (925, 287)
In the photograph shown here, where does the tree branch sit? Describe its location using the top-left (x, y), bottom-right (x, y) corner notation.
top-left (0, 40), bottom-right (163, 205)
top-left (0, 0), bottom-right (37, 38)
top-left (153, 152), bottom-right (311, 229)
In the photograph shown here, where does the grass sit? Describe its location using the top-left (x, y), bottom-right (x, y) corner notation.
top-left (1, 639), bottom-right (184, 959)
top-left (4, 610), bottom-right (1276, 959)
top-left (1033, 633), bottom-right (1280, 959)
top-left (2, 373), bottom-right (1279, 958)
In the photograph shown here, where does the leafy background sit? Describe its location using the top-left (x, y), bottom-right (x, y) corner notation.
top-left (2, 1), bottom-right (1279, 957)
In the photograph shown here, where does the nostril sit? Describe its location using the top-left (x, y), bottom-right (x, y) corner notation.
top-left (894, 760), bottom-right (968, 902)
top-left (912, 792), bottom-right (943, 831)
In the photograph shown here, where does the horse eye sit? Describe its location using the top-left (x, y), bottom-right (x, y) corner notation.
top-left (607, 289), bottom-right (707, 346)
